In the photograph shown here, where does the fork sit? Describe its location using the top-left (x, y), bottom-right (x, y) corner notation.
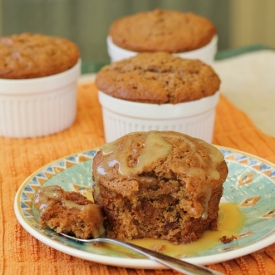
top-left (60, 233), bottom-right (224, 275)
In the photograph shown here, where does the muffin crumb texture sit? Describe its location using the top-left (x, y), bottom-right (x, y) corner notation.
top-left (33, 185), bottom-right (105, 239)
top-left (95, 52), bottom-right (220, 104)
top-left (0, 33), bottom-right (80, 79)
top-left (110, 9), bottom-right (216, 53)
top-left (92, 130), bottom-right (228, 244)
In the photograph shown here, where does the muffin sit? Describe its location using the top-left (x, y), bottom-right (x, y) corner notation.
top-left (92, 130), bottom-right (228, 244)
top-left (33, 185), bottom-right (105, 239)
top-left (96, 51), bottom-right (220, 104)
top-left (0, 33), bottom-right (81, 138)
top-left (107, 9), bottom-right (218, 64)
top-left (0, 33), bottom-right (80, 79)
top-left (95, 52), bottom-right (220, 143)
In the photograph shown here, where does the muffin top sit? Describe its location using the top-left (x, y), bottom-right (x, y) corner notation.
top-left (95, 52), bottom-right (220, 104)
top-left (109, 9), bottom-right (216, 53)
top-left (0, 33), bottom-right (80, 79)
top-left (92, 130), bottom-right (228, 201)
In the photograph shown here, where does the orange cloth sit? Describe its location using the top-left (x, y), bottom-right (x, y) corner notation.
top-left (1, 82), bottom-right (275, 275)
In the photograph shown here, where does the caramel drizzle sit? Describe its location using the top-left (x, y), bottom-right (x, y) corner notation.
top-left (34, 185), bottom-right (86, 211)
top-left (97, 131), bottom-right (172, 177)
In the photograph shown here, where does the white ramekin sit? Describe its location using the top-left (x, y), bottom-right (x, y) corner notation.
top-left (98, 91), bottom-right (220, 143)
top-left (0, 60), bottom-right (81, 138)
top-left (107, 35), bottom-right (218, 65)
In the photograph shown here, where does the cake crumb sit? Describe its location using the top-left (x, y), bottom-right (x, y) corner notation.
top-left (152, 244), bottom-right (166, 252)
top-left (219, 235), bottom-right (237, 244)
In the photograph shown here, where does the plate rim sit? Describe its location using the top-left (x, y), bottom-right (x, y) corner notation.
top-left (14, 145), bottom-right (275, 269)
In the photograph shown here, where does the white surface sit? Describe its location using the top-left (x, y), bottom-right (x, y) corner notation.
top-left (0, 60), bottom-right (81, 138)
top-left (81, 50), bottom-right (275, 137)
top-left (212, 50), bottom-right (275, 136)
top-left (107, 35), bottom-right (218, 65)
top-left (98, 91), bottom-right (219, 143)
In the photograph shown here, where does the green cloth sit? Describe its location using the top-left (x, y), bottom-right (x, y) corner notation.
top-left (81, 44), bottom-right (274, 74)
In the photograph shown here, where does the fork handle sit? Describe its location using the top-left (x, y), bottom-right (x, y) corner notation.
top-left (98, 238), bottom-right (224, 275)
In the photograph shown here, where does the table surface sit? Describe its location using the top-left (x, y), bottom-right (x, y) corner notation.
top-left (212, 49), bottom-right (275, 137)
top-left (1, 46), bottom-right (275, 275)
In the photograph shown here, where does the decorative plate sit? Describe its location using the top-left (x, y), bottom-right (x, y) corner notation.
top-left (14, 146), bottom-right (275, 269)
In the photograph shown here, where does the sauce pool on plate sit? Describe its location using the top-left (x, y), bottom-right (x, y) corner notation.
top-left (98, 202), bottom-right (246, 258)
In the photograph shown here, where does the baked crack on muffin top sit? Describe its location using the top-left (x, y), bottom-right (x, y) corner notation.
top-left (95, 52), bottom-right (220, 104)
top-left (0, 33), bottom-right (80, 79)
top-left (92, 130), bottom-right (228, 244)
top-left (109, 9), bottom-right (216, 53)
